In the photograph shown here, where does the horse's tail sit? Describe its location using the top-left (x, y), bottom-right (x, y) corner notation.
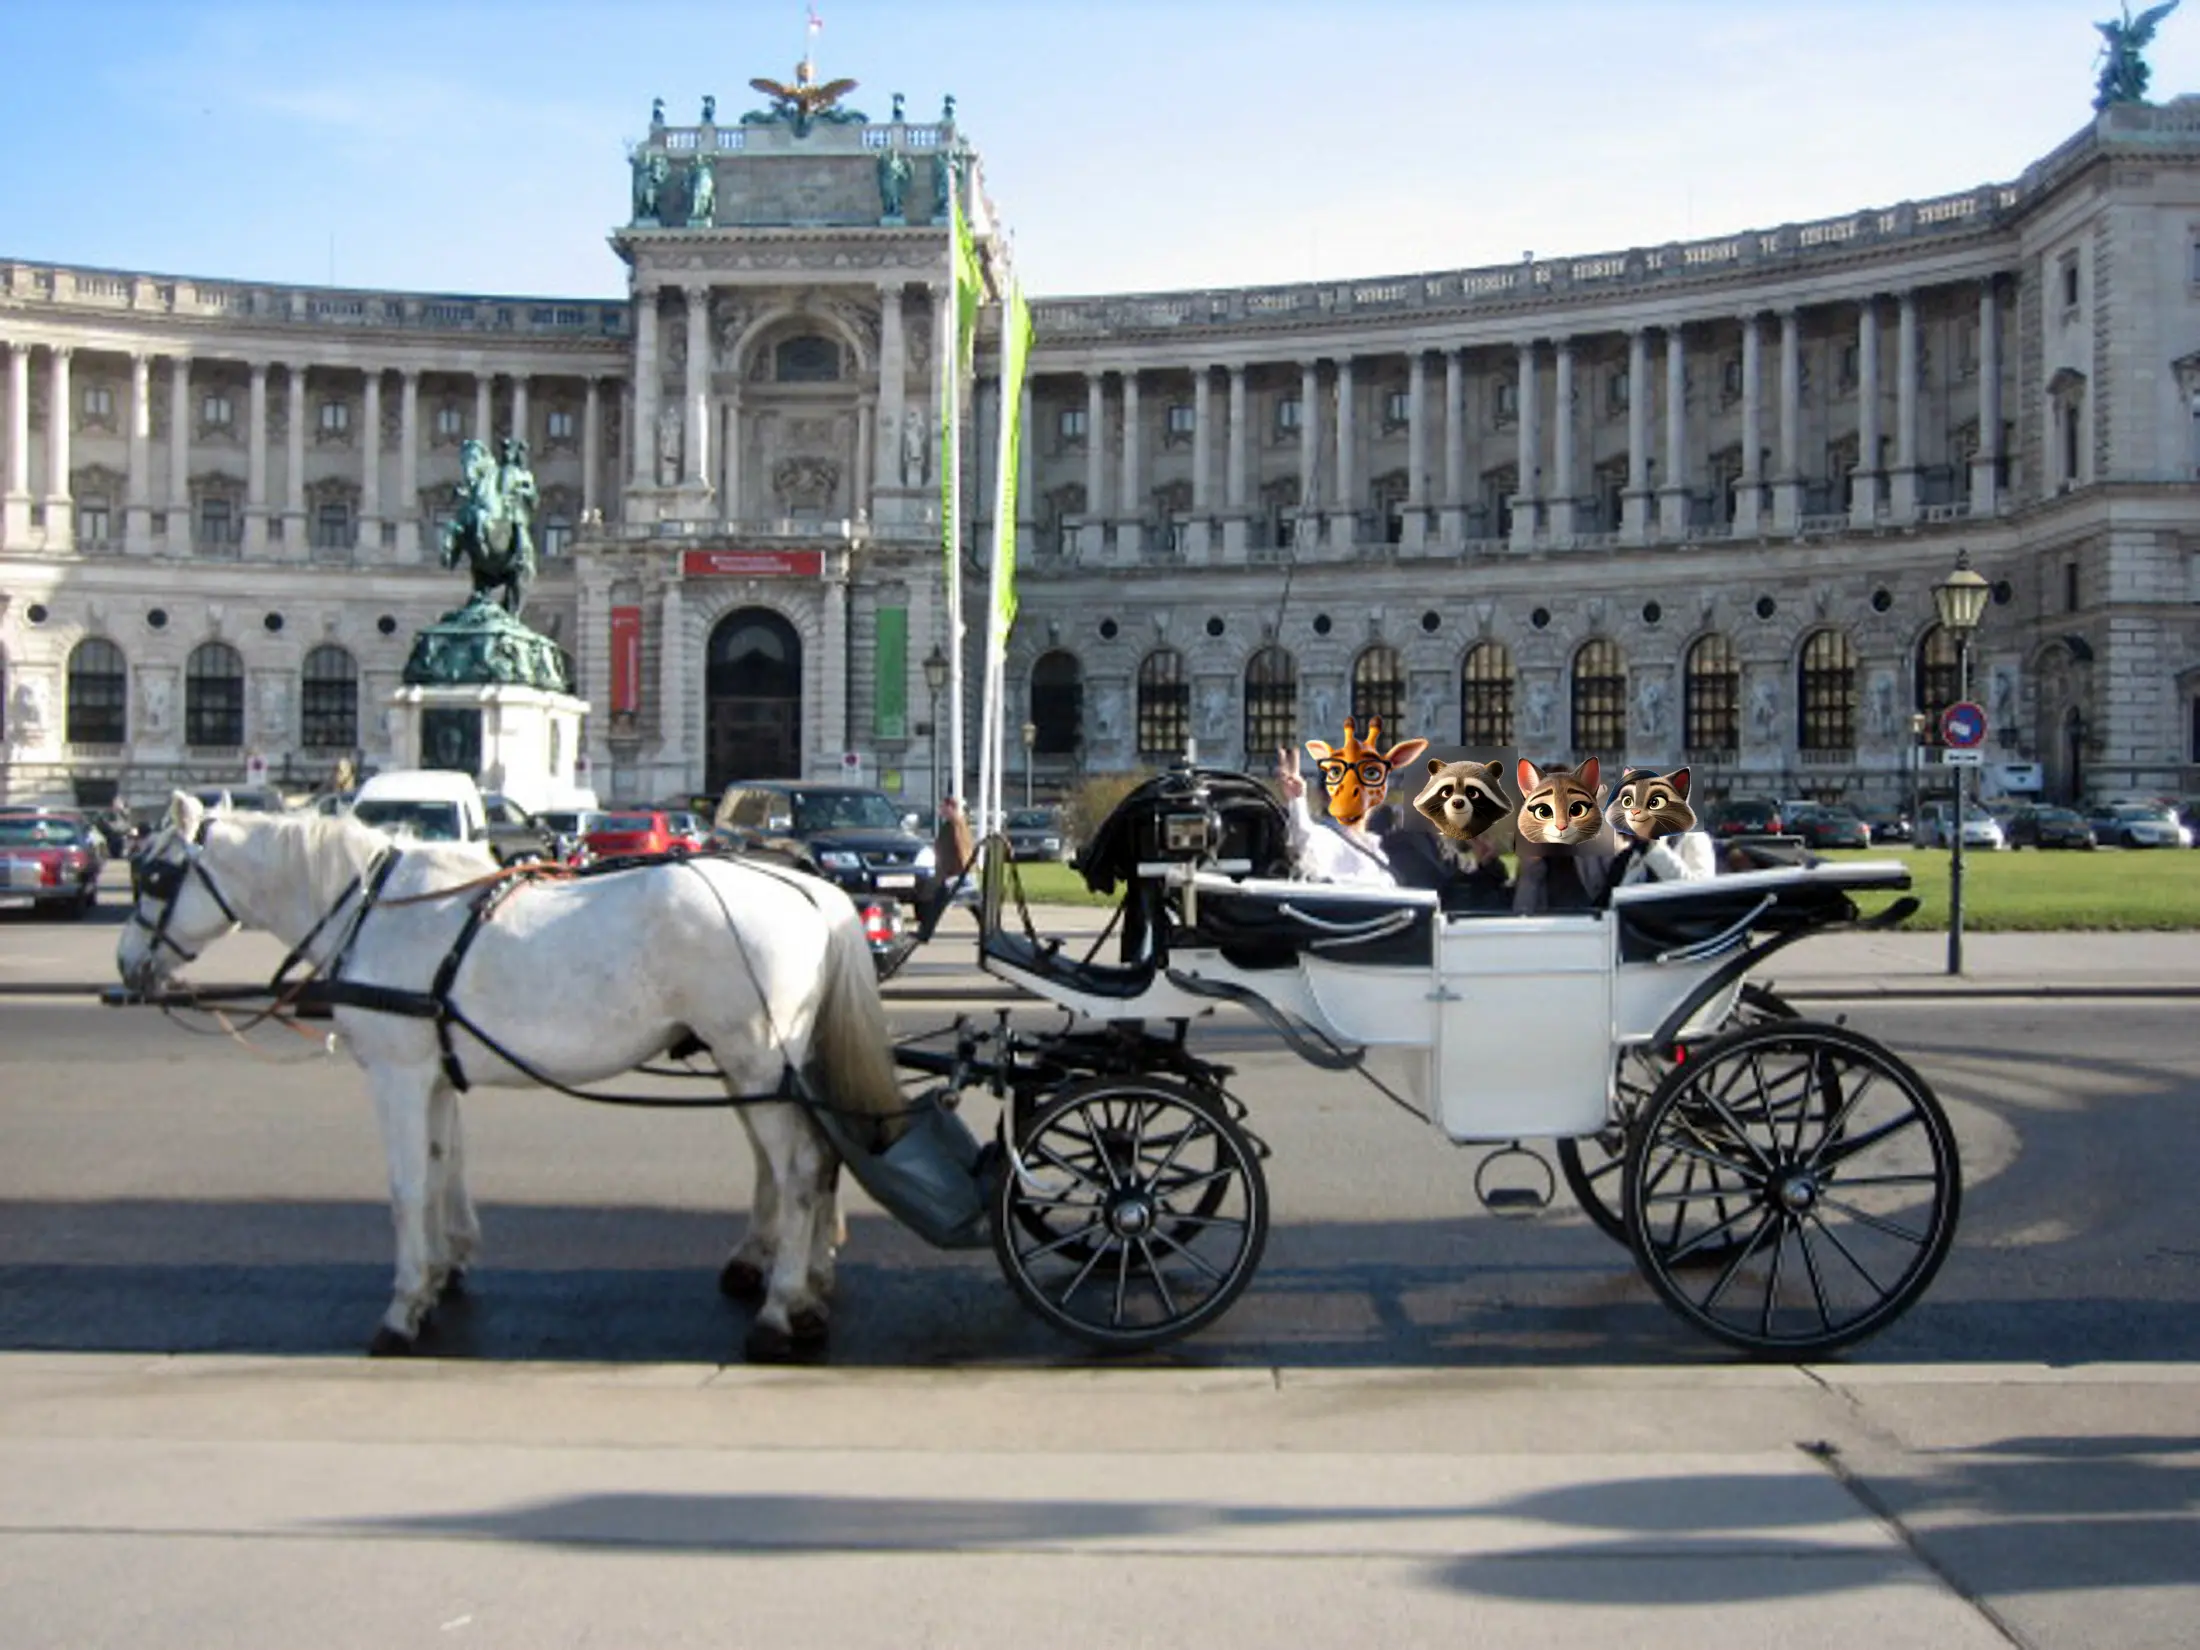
top-left (809, 899), bottom-right (909, 1145)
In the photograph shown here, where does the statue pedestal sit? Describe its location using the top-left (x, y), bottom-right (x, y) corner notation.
top-left (385, 683), bottom-right (593, 814)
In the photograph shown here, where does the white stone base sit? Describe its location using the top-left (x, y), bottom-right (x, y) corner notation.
top-left (385, 682), bottom-right (593, 812)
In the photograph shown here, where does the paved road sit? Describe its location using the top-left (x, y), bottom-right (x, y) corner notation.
top-left (3, 993), bottom-right (2194, 1370)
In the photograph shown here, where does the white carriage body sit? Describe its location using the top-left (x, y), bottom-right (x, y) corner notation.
top-left (980, 860), bottom-right (1910, 1144)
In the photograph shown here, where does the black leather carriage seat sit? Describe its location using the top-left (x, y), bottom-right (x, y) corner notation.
top-left (1174, 881), bottom-right (1439, 972)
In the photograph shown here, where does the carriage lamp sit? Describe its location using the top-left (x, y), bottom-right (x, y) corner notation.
top-left (1933, 550), bottom-right (1991, 977)
top-left (923, 647), bottom-right (949, 813)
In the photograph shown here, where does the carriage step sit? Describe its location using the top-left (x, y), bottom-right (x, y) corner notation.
top-left (1473, 1143), bottom-right (1557, 1218)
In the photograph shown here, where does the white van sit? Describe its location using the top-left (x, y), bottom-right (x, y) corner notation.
top-left (351, 770), bottom-right (491, 847)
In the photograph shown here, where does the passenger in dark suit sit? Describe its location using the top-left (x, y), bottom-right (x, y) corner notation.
top-left (1366, 804), bottom-right (1512, 913)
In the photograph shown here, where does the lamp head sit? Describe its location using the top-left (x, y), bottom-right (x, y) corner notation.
top-left (922, 647), bottom-right (948, 694)
top-left (1934, 549), bottom-right (1991, 635)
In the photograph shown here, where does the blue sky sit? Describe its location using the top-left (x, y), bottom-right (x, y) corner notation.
top-left (2, 0), bottom-right (2193, 300)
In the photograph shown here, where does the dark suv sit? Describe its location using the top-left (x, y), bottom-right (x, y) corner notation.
top-left (712, 781), bottom-right (937, 969)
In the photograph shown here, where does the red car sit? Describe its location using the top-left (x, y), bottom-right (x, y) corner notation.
top-left (0, 812), bottom-right (102, 918)
top-left (581, 809), bottom-right (686, 860)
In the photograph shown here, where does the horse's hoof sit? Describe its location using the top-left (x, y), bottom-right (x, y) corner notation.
top-left (788, 1305), bottom-right (832, 1345)
top-left (718, 1257), bottom-right (767, 1303)
top-left (440, 1267), bottom-right (469, 1300)
top-left (367, 1326), bottom-right (416, 1358)
top-left (743, 1319), bottom-right (797, 1364)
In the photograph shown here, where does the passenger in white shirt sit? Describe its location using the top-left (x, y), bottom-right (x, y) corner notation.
top-left (1273, 746), bottom-right (1399, 886)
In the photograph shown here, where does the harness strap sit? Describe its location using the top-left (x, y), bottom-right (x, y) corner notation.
top-left (428, 873), bottom-right (528, 1092)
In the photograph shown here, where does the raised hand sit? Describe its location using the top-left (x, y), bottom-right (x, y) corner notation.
top-left (1274, 745), bottom-right (1305, 802)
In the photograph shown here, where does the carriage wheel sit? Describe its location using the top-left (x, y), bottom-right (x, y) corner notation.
top-left (993, 1075), bottom-right (1268, 1353)
top-left (1559, 985), bottom-right (1796, 1248)
top-left (1622, 1020), bottom-right (1961, 1358)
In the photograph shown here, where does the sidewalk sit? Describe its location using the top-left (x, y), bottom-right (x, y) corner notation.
top-left (9, 897), bottom-right (2197, 999)
top-left (1, 1353), bottom-right (2192, 1649)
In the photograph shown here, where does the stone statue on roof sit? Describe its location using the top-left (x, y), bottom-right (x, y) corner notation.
top-left (2095, 0), bottom-right (2181, 108)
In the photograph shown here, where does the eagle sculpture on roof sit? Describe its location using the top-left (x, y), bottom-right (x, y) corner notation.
top-left (744, 57), bottom-right (866, 136)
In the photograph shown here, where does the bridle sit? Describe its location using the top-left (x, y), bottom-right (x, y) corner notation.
top-left (126, 820), bottom-right (242, 967)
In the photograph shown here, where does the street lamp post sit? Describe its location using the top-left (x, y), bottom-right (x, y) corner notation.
top-left (1021, 720), bottom-right (1037, 810)
top-left (1907, 711), bottom-right (1930, 844)
top-left (1933, 550), bottom-right (1991, 976)
top-left (922, 646), bottom-right (949, 816)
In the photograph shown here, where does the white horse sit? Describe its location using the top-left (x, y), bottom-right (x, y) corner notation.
top-left (116, 792), bottom-right (907, 1362)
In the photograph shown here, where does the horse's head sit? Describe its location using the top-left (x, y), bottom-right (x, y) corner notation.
top-left (1303, 716), bottom-right (1430, 828)
top-left (116, 792), bottom-right (243, 994)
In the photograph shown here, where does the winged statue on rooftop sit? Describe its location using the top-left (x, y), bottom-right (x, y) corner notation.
top-left (743, 57), bottom-right (866, 137)
top-left (2095, 0), bottom-right (2181, 108)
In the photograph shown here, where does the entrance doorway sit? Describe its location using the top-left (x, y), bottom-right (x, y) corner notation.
top-left (706, 607), bottom-right (802, 795)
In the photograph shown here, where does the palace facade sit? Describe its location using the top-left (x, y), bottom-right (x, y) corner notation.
top-left (4, 83), bottom-right (2200, 811)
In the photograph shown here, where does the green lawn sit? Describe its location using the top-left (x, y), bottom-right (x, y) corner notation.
top-left (1001, 846), bottom-right (2200, 929)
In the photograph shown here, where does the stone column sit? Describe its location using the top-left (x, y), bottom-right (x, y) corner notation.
top-left (510, 374), bottom-right (530, 451)
top-left (165, 355), bottom-right (191, 544)
top-left (1890, 291), bottom-right (1920, 522)
top-left (1511, 341), bottom-right (1539, 548)
top-left (632, 288), bottom-right (660, 487)
top-left (684, 287), bottom-right (710, 490)
top-left (874, 282), bottom-right (904, 496)
top-left (1401, 350), bottom-right (1429, 547)
top-left (1223, 363), bottom-right (1249, 558)
top-left (1658, 327), bottom-right (1689, 539)
top-left (43, 345), bottom-right (73, 546)
top-left (1623, 329), bottom-right (1651, 542)
top-left (125, 352), bottom-right (152, 552)
top-left (1440, 348), bottom-right (1466, 544)
top-left (1772, 309), bottom-right (1802, 533)
top-left (1851, 299), bottom-right (1883, 526)
top-left (1971, 279), bottom-right (2000, 512)
top-left (360, 369), bottom-right (383, 549)
top-left (3, 344), bottom-right (29, 549)
top-left (244, 360), bottom-right (268, 554)
top-left (1081, 372), bottom-right (1107, 557)
top-left (720, 384), bottom-right (741, 518)
top-left (1735, 314), bottom-right (1764, 535)
top-left (1190, 366), bottom-right (1214, 559)
top-left (819, 568), bottom-right (849, 768)
top-left (398, 369), bottom-right (422, 562)
top-left (658, 580), bottom-right (688, 774)
top-left (283, 364), bottom-right (307, 553)
top-left (1117, 367), bottom-right (1142, 558)
top-left (1297, 360), bottom-right (1321, 546)
top-left (1331, 355), bottom-right (1356, 550)
top-left (474, 374), bottom-right (493, 445)
top-left (1548, 339), bottom-right (1576, 539)
top-left (581, 376), bottom-right (602, 520)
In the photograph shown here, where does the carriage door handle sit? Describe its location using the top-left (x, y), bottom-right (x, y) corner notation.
top-left (1651, 894), bottom-right (1778, 965)
top-left (1277, 904), bottom-right (1419, 949)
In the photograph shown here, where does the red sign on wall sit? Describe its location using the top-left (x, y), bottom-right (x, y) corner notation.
top-left (610, 604), bottom-right (643, 715)
top-left (680, 548), bottom-right (825, 578)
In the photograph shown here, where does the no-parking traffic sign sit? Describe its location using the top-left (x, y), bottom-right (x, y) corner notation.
top-left (1940, 700), bottom-right (1987, 749)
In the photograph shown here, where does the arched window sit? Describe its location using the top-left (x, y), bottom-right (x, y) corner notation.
top-left (1459, 641), bottom-right (1513, 747)
top-left (1351, 644), bottom-right (1404, 733)
top-left (186, 642), bottom-right (245, 748)
top-left (1799, 628), bottom-right (1858, 752)
top-left (301, 644), bottom-right (358, 751)
top-left (1571, 638), bottom-right (1626, 754)
top-left (1243, 646), bottom-right (1297, 759)
top-left (1136, 647), bottom-right (1187, 760)
top-left (1684, 634), bottom-right (1739, 754)
top-left (1029, 650), bottom-right (1082, 756)
top-left (774, 335), bottom-right (841, 383)
top-left (1915, 624), bottom-right (1961, 742)
top-left (66, 638), bottom-right (127, 746)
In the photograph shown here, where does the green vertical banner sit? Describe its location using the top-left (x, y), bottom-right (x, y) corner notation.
top-left (941, 189), bottom-right (982, 582)
top-left (989, 282), bottom-right (1033, 638)
top-left (874, 605), bottom-right (908, 740)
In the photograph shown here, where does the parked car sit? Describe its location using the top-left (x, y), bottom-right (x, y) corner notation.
top-left (2086, 800), bottom-right (2190, 849)
top-left (1856, 803), bottom-right (1912, 844)
top-left (189, 785), bottom-right (289, 815)
top-left (657, 808), bottom-right (710, 853)
top-left (1786, 803), bottom-right (1871, 850)
top-left (581, 809), bottom-right (687, 860)
top-left (1002, 806), bottom-right (1072, 862)
top-left (0, 812), bottom-right (102, 917)
top-left (2178, 798), bottom-right (2200, 846)
top-left (535, 808), bottom-right (605, 864)
top-left (2005, 805), bottom-right (2096, 850)
top-left (351, 770), bottom-right (552, 865)
top-left (712, 780), bottom-right (937, 973)
top-left (1707, 798), bottom-right (1785, 839)
top-left (1914, 800), bottom-right (2006, 850)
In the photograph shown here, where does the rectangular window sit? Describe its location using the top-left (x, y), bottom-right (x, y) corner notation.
top-left (2065, 560), bottom-right (2080, 613)
top-left (1494, 381), bottom-right (1518, 420)
top-left (542, 519), bottom-right (573, 557)
top-left (82, 385), bottom-right (114, 420)
top-left (546, 407), bottom-right (576, 441)
top-left (2062, 255), bottom-right (2081, 310)
top-left (1839, 344), bottom-right (1859, 391)
top-left (434, 406), bottom-right (465, 438)
top-left (1609, 371), bottom-right (1630, 413)
top-left (1274, 396), bottom-right (1302, 433)
top-left (1383, 388), bottom-right (1409, 428)
top-left (197, 496), bottom-right (233, 546)
top-left (1721, 357), bottom-right (1743, 400)
top-left (1058, 407), bottom-right (1088, 442)
top-left (202, 393), bottom-right (233, 427)
top-left (77, 502), bottom-right (111, 544)
top-left (312, 502), bottom-right (352, 550)
top-left (1165, 402), bottom-right (1195, 437)
top-left (318, 400), bottom-right (350, 433)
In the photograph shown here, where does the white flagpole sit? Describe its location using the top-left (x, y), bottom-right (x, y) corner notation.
top-left (942, 285), bottom-right (966, 812)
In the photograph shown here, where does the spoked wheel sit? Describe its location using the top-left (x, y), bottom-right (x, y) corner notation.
top-left (993, 1075), bottom-right (1268, 1353)
top-left (1622, 1020), bottom-right (1961, 1358)
top-left (1559, 985), bottom-right (1796, 1248)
